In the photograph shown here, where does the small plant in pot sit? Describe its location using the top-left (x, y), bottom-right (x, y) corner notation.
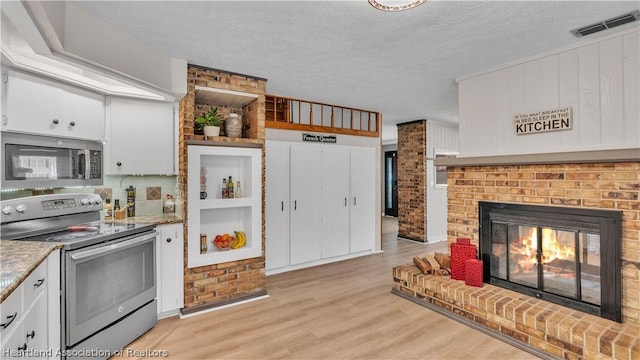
top-left (195, 106), bottom-right (223, 137)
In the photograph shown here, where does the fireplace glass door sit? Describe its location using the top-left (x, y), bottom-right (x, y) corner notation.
top-left (490, 221), bottom-right (601, 306)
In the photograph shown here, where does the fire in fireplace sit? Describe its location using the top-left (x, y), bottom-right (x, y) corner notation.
top-left (479, 202), bottom-right (622, 322)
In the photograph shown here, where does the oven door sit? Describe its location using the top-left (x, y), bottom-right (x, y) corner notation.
top-left (65, 231), bottom-right (156, 347)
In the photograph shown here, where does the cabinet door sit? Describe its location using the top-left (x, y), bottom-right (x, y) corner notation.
top-left (289, 144), bottom-right (322, 265)
top-left (4, 69), bottom-right (64, 135)
top-left (63, 86), bottom-right (106, 140)
top-left (21, 293), bottom-right (48, 353)
top-left (108, 97), bottom-right (175, 175)
top-left (157, 224), bottom-right (184, 315)
top-left (265, 141), bottom-right (290, 271)
top-left (350, 147), bottom-right (376, 253)
top-left (321, 146), bottom-right (350, 258)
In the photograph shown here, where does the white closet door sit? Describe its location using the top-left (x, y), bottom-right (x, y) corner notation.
top-left (350, 147), bottom-right (376, 253)
top-left (265, 141), bottom-right (291, 271)
top-left (321, 146), bottom-right (350, 258)
top-left (289, 144), bottom-right (322, 265)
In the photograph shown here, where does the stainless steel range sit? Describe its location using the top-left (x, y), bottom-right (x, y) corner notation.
top-left (1, 194), bottom-right (157, 359)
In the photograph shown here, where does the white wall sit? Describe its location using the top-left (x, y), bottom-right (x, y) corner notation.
top-left (457, 28), bottom-right (639, 157)
top-left (426, 120), bottom-right (459, 242)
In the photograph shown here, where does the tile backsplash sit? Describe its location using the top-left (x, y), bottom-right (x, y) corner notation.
top-left (1, 175), bottom-right (179, 217)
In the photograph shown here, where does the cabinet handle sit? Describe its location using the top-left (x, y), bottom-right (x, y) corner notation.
top-left (353, 197), bottom-right (357, 206)
top-left (166, 238), bottom-right (172, 243)
top-left (52, 119), bottom-right (59, 125)
top-left (344, 197), bottom-right (347, 206)
top-left (116, 162), bottom-right (122, 167)
top-left (18, 343), bottom-right (27, 351)
top-left (1, 312), bottom-right (17, 329)
top-left (69, 121), bottom-right (76, 127)
top-left (294, 200), bottom-right (297, 211)
top-left (33, 278), bottom-right (45, 288)
top-left (281, 201), bottom-right (284, 212)
top-left (26, 330), bottom-right (35, 339)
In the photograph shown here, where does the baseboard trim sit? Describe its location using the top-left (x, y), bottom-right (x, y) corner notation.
top-left (390, 288), bottom-right (558, 360)
top-left (179, 291), bottom-right (269, 319)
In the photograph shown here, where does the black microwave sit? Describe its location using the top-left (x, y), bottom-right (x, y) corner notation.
top-left (1, 132), bottom-right (103, 189)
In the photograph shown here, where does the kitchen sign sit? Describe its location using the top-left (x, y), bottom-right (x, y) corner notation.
top-left (302, 133), bottom-right (337, 143)
top-left (514, 106), bottom-right (572, 135)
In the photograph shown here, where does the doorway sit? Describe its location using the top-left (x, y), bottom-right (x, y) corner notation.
top-left (384, 151), bottom-right (398, 217)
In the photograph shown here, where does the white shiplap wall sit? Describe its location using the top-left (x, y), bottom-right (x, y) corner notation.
top-left (457, 28), bottom-right (639, 157)
top-left (426, 120), bottom-right (459, 243)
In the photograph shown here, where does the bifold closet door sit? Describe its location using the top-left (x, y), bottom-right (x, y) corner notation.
top-left (265, 141), bottom-right (290, 271)
top-left (350, 147), bottom-right (376, 253)
top-left (321, 146), bottom-right (350, 258)
top-left (289, 144), bottom-right (322, 265)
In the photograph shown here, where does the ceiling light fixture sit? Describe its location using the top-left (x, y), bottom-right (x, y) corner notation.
top-left (368, 0), bottom-right (427, 12)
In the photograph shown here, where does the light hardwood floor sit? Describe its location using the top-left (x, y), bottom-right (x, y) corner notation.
top-left (119, 217), bottom-right (538, 359)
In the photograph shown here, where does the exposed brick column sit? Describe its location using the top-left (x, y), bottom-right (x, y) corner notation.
top-left (396, 120), bottom-right (426, 242)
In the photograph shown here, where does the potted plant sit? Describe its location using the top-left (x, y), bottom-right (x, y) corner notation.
top-left (195, 106), bottom-right (223, 137)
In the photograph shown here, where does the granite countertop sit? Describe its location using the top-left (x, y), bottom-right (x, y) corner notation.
top-left (0, 240), bottom-right (62, 303)
top-left (107, 213), bottom-right (183, 225)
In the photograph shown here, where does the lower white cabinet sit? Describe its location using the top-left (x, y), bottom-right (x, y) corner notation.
top-left (265, 141), bottom-right (376, 274)
top-left (106, 97), bottom-right (176, 175)
top-left (0, 249), bottom-right (60, 360)
top-left (155, 224), bottom-right (184, 318)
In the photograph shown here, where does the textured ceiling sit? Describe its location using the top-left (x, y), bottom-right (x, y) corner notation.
top-left (75, 0), bottom-right (640, 144)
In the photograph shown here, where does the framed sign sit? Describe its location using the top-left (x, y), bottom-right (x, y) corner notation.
top-left (514, 106), bottom-right (572, 135)
top-left (302, 133), bottom-right (337, 143)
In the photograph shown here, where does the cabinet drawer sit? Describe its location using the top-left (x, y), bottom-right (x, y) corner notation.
top-left (0, 288), bottom-right (22, 336)
top-left (23, 260), bottom-right (47, 306)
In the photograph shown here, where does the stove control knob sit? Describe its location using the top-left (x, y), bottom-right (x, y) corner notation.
top-left (94, 198), bottom-right (103, 205)
top-left (1, 206), bottom-right (13, 215)
top-left (88, 198), bottom-right (96, 205)
top-left (15, 204), bottom-right (27, 213)
top-left (80, 198), bottom-right (89, 206)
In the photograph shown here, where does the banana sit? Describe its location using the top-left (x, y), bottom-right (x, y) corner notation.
top-left (232, 230), bottom-right (246, 249)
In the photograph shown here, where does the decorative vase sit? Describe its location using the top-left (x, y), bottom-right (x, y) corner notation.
top-left (203, 125), bottom-right (220, 137)
top-left (226, 113), bottom-right (243, 138)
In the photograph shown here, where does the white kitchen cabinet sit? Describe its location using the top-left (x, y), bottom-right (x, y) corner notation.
top-left (321, 146), bottom-right (350, 258)
top-left (156, 223), bottom-right (184, 318)
top-left (289, 144), bottom-right (322, 265)
top-left (265, 141), bottom-right (376, 274)
top-left (0, 249), bottom-right (60, 360)
top-left (265, 141), bottom-right (290, 271)
top-left (107, 97), bottom-right (176, 175)
top-left (3, 68), bottom-right (105, 140)
top-left (349, 147), bottom-right (376, 253)
top-left (187, 145), bottom-right (263, 268)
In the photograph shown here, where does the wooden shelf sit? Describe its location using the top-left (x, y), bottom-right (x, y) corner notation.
top-left (195, 86), bottom-right (258, 108)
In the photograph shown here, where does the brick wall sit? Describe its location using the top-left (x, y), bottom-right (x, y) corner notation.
top-left (446, 162), bottom-right (640, 324)
top-left (179, 65), bottom-right (267, 310)
top-left (397, 120), bottom-right (426, 241)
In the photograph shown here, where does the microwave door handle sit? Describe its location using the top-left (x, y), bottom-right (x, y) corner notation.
top-left (85, 149), bottom-right (92, 179)
top-left (77, 151), bottom-right (87, 179)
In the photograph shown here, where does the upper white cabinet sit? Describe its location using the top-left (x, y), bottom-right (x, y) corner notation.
top-left (107, 97), bottom-right (176, 175)
top-left (187, 144), bottom-right (263, 268)
top-left (156, 223), bottom-right (184, 318)
top-left (265, 141), bottom-right (376, 274)
top-left (2, 69), bottom-right (105, 141)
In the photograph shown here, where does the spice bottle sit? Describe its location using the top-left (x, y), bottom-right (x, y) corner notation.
top-left (114, 199), bottom-right (121, 211)
top-left (104, 198), bottom-right (113, 220)
top-left (126, 185), bottom-right (136, 217)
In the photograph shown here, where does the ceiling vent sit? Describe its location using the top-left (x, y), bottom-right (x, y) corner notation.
top-left (572, 10), bottom-right (639, 37)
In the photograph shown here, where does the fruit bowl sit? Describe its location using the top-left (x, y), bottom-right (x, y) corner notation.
top-left (213, 234), bottom-right (233, 251)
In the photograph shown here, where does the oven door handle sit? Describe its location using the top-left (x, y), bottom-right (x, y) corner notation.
top-left (70, 232), bottom-right (157, 260)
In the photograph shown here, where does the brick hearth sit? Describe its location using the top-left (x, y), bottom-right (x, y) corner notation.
top-left (392, 265), bottom-right (640, 360)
